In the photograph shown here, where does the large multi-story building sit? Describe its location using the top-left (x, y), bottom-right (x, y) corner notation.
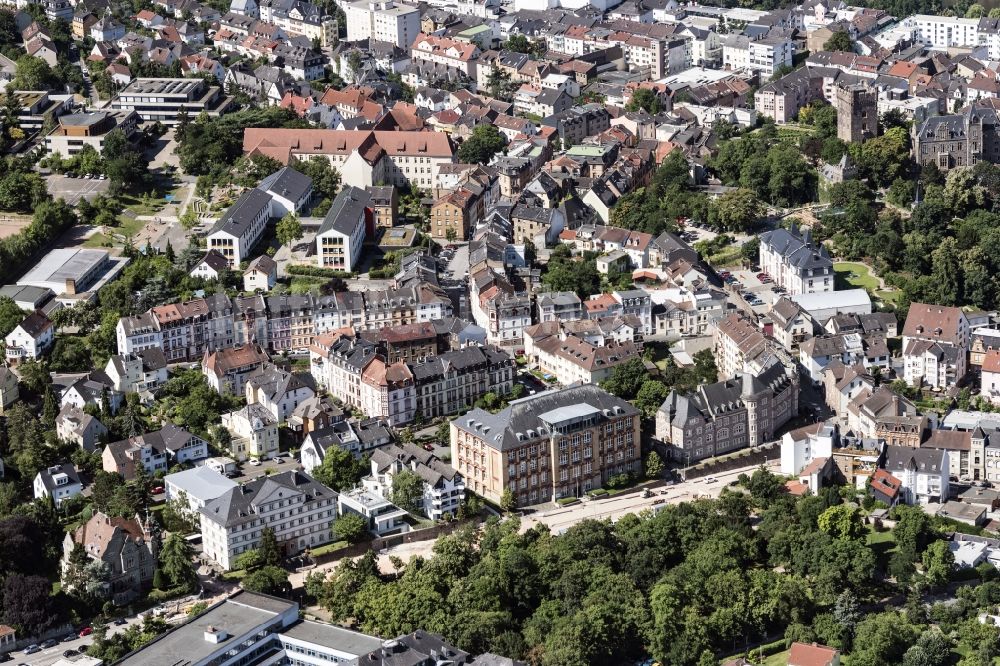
top-left (207, 188), bottom-right (273, 267)
top-left (912, 106), bottom-right (1000, 170)
top-left (758, 225), bottom-right (834, 295)
top-left (310, 332), bottom-right (514, 425)
top-left (316, 186), bottom-right (369, 272)
top-left (116, 283), bottom-right (453, 361)
top-left (260, 0), bottom-right (336, 45)
top-left (656, 362), bottom-right (799, 464)
top-left (45, 109), bottom-right (139, 157)
top-left (344, 0), bottom-right (419, 48)
top-left (906, 14), bottom-right (980, 49)
top-left (244, 128), bottom-right (455, 190)
top-left (451, 385), bottom-right (641, 505)
top-left (110, 77), bottom-right (233, 123)
top-left (200, 470), bottom-right (338, 570)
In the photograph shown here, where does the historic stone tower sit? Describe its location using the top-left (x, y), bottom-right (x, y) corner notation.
top-left (835, 82), bottom-right (878, 144)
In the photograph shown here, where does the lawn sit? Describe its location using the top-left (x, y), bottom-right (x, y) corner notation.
top-left (833, 262), bottom-right (880, 291)
top-left (834, 262), bottom-right (904, 307)
top-left (117, 215), bottom-right (145, 238)
top-left (83, 231), bottom-right (112, 248)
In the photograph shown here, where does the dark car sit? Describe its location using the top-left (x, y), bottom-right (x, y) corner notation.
top-left (39, 639), bottom-right (57, 649)
top-left (61, 634), bottom-right (76, 643)
top-left (113, 618), bottom-right (127, 626)
top-left (62, 650), bottom-right (78, 658)
top-left (0, 653), bottom-right (10, 662)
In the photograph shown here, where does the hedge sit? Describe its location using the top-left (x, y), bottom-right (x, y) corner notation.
top-left (287, 265), bottom-right (355, 279)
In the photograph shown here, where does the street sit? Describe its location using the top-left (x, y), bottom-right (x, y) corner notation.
top-left (13, 617), bottom-right (141, 666)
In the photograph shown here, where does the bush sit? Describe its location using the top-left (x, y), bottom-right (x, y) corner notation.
top-left (286, 265), bottom-right (354, 279)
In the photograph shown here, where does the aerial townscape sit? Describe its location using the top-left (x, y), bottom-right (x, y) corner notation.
top-left (12, 0), bottom-right (1000, 663)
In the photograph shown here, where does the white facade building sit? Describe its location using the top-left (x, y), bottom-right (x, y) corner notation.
top-left (344, 0), bottom-right (420, 48)
top-left (315, 186), bottom-right (368, 273)
top-left (199, 470), bottom-right (339, 570)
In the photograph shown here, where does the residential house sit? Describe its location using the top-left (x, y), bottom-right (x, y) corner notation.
top-left (245, 363), bottom-right (315, 422)
top-left (788, 642), bottom-right (840, 666)
top-left (884, 444), bottom-right (948, 504)
top-left (902, 302), bottom-right (970, 389)
top-left (104, 349), bottom-right (168, 395)
top-left (56, 405), bottom-right (108, 452)
top-left (102, 425), bottom-right (209, 479)
top-left (363, 443), bottom-right (464, 520)
top-left (190, 250), bottom-right (231, 281)
top-left (338, 487), bottom-right (410, 536)
top-left (62, 512), bottom-right (158, 604)
top-left (5, 311), bottom-right (54, 363)
top-left (222, 403), bottom-right (279, 461)
top-left (244, 255), bottom-right (278, 292)
top-left (33, 463), bottom-right (83, 507)
top-left (288, 394), bottom-right (343, 439)
top-left (202, 344), bottom-right (270, 395)
top-left (758, 224), bottom-right (834, 295)
top-left (0, 366), bottom-right (18, 414)
top-left (199, 470), bottom-right (338, 570)
top-left (299, 421), bottom-right (362, 471)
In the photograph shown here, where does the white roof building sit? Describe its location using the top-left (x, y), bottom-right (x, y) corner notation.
top-left (791, 288), bottom-right (872, 323)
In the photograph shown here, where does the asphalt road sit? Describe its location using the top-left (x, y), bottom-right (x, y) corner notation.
top-left (12, 616), bottom-right (143, 666)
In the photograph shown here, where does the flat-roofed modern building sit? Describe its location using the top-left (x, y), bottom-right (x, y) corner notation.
top-left (115, 590), bottom-right (384, 666)
top-left (45, 109), bottom-right (139, 157)
top-left (109, 77), bottom-right (233, 123)
top-left (17, 248), bottom-right (129, 304)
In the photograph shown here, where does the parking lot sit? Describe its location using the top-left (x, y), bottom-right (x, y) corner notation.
top-left (46, 174), bottom-right (111, 204)
top-left (721, 268), bottom-right (786, 312)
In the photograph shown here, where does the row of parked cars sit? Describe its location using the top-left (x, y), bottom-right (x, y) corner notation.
top-left (7, 620), bottom-right (128, 662)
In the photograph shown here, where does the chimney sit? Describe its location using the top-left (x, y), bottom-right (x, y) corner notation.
top-left (204, 626), bottom-right (229, 643)
top-left (65, 278), bottom-right (77, 295)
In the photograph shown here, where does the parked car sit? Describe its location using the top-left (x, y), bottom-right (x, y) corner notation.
top-left (39, 639), bottom-right (57, 649)
top-left (248, 459), bottom-right (262, 466)
top-left (273, 457), bottom-right (283, 464)
top-left (423, 443), bottom-right (435, 452)
top-left (151, 486), bottom-right (164, 495)
top-left (62, 650), bottom-right (78, 658)
top-left (22, 647), bottom-right (39, 655)
top-left (113, 618), bottom-right (127, 626)
top-left (78, 627), bottom-right (93, 638)
top-left (61, 634), bottom-right (76, 642)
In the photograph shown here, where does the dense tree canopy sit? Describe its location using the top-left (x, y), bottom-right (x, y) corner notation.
top-left (457, 124), bottom-right (507, 165)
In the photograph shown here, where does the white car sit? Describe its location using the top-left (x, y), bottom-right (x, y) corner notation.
top-left (248, 459), bottom-right (261, 466)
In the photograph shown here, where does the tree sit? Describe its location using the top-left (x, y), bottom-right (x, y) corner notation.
top-left (921, 540), bottom-right (954, 589)
top-left (712, 188), bottom-right (764, 232)
top-left (500, 488), bottom-right (516, 512)
top-left (635, 379), bottom-right (670, 416)
top-left (645, 451), bottom-right (665, 479)
top-left (158, 533), bottom-right (196, 590)
top-left (293, 156), bottom-right (341, 201)
top-left (11, 55), bottom-right (57, 91)
top-left (824, 30), bottom-right (854, 52)
top-left (851, 612), bottom-right (918, 666)
top-left (747, 467), bottom-right (783, 506)
top-left (275, 213), bottom-right (303, 247)
top-left (0, 296), bottom-right (24, 339)
top-left (817, 504), bottom-right (865, 541)
top-left (503, 34), bottom-right (532, 53)
top-left (601, 358), bottom-right (647, 400)
top-left (1, 574), bottom-right (57, 633)
top-left (335, 512), bottom-right (368, 543)
top-left (233, 549), bottom-right (265, 572)
top-left (626, 88), bottom-right (663, 114)
top-left (967, 3), bottom-right (986, 17)
top-left (260, 527), bottom-right (281, 566)
top-left (903, 629), bottom-right (952, 666)
top-left (391, 470), bottom-right (424, 514)
top-left (241, 565), bottom-right (290, 596)
top-left (312, 447), bottom-right (367, 492)
top-left (457, 124), bottom-right (507, 165)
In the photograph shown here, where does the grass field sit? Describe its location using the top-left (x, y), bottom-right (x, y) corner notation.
top-left (83, 231), bottom-right (112, 248)
top-left (833, 262), bottom-right (903, 307)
